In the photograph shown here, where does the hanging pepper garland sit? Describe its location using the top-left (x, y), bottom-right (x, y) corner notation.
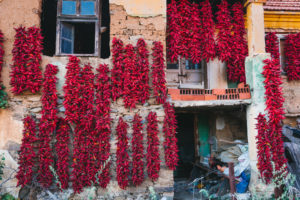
top-left (10, 26), bottom-right (43, 94)
top-left (177, 0), bottom-right (193, 60)
top-left (227, 2), bottom-right (248, 83)
top-left (81, 64), bottom-right (96, 186)
top-left (0, 30), bottom-right (8, 108)
top-left (265, 32), bottom-right (280, 64)
top-left (132, 114), bottom-right (144, 186)
top-left (37, 64), bottom-right (58, 188)
top-left (55, 118), bottom-right (70, 190)
top-left (255, 113), bottom-right (273, 184)
top-left (167, 0), bottom-right (180, 62)
top-left (189, 2), bottom-right (202, 64)
top-left (116, 117), bottom-right (130, 189)
top-left (163, 103), bottom-right (179, 170)
top-left (72, 64), bottom-right (96, 193)
top-left (111, 38), bottom-right (125, 101)
top-left (63, 56), bottom-right (82, 124)
top-left (216, 0), bottom-right (232, 63)
top-left (123, 44), bottom-right (139, 109)
top-left (152, 41), bottom-right (167, 104)
top-left (200, 0), bottom-right (216, 62)
top-left (26, 27), bottom-right (43, 93)
top-left (95, 64), bottom-right (111, 188)
top-left (10, 27), bottom-right (28, 94)
top-left (262, 59), bottom-right (287, 172)
top-left (146, 112), bottom-right (161, 181)
top-left (16, 116), bottom-right (38, 187)
top-left (285, 33), bottom-right (300, 81)
top-left (136, 38), bottom-right (150, 104)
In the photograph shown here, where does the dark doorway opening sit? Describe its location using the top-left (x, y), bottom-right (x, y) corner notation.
top-left (174, 113), bottom-right (195, 180)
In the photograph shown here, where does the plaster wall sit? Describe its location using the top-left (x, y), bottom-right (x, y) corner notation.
top-left (207, 58), bottom-right (228, 89)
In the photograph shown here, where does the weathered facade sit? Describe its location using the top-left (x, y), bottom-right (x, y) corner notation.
top-left (0, 0), bottom-right (299, 199)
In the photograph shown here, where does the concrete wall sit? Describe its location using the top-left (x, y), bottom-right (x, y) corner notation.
top-left (0, 0), bottom-right (174, 198)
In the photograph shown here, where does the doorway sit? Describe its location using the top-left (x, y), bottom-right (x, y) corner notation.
top-left (174, 113), bottom-right (195, 180)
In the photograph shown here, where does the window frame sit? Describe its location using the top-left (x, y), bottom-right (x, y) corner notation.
top-left (166, 57), bottom-right (207, 89)
top-left (277, 34), bottom-right (287, 73)
top-left (55, 0), bottom-right (101, 57)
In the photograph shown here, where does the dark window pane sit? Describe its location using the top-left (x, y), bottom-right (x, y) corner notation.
top-left (186, 60), bottom-right (201, 70)
top-left (61, 39), bottom-right (72, 53)
top-left (62, 1), bottom-right (76, 15)
top-left (81, 1), bottom-right (95, 15)
top-left (167, 62), bottom-right (179, 69)
top-left (62, 24), bottom-right (73, 39)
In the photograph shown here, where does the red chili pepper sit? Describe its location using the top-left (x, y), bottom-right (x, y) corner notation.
top-left (116, 117), bottom-right (130, 189)
top-left (152, 42), bottom-right (167, 104)
top-left (95, 64), bottom-right (111, 188)
top-left (146, 112), bottom-right (161, 181)
top-left (37, 64), bottom-right (58, 188)
top-left (55, 118), bottom-right (70, 190)
top-left (16, 116), bottom-right (38, 187)
top-left (132, 114), bottom-right (144, 186)
top-left (10, 26), bottom-right (43, 94)
top-left (163, 103), bottom-right (179, 170)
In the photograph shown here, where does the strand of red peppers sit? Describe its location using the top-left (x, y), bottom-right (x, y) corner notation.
top-left (10, 26), bottom-right (43, 94)
top-left (16, 116), bottom-right (38, 187)
top-left (189, 2), bottom-right (202, 64)
top-left (163, 103), bottom-right (179, 170)
top-left (285, 33), bottom-right (300, 81)
top-left (63, 56), bottom-right (82, 124)
top-left (111, 38), bottom-right (125, 101)
top-left (72, 64), bottom-right (96, 193)
top-left (0, 30), bottom-right (8, 108)
top-left (200, 0), bottom-right (216, 62)
top-left (26, 27), bottom-right (43, 93)
top-left (63, 56), bottom-right (84, 192)
top-left (152, 41), bottom-right (167, 104)
top-left (146, 112), bottom-right (161, 181)
top-left (166, 0), bottom-right (180, 63)
top-left (81, 64), bottom-right (97, 186)
top-left (255, 113), bottom-right (273, 184)
top-left (265, 32), bottom-right (280, 64)
top-left (136, 38), bottom-right (150, 104)
top-left (262, 59), bottom-right (287, 172)
top-left (216, 0), bottom-right (232, 63)
top-left (123, 44), bottom-right (139, 109)
top-left (227, 2), bottom-right (248, 83)
top-left (116, 117), bottom-right (130, 189)
top-left (37, 64), bottom-right (59, 188)
top-left (11, 27), bottom-right (28, 94)
top-left (132, 114), bottom-right (144, 186)
top-left (95, 64), bottom-right (111, 188)
top-left (55, 118), bottom-right (70, 190)
top-left (176, 0), bottom-right (192, 60)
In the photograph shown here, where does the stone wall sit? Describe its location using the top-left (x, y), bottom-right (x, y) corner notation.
top-left (0, 0), bottom-right (174, 198)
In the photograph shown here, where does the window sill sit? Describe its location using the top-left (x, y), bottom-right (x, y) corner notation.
top-left (55, 53), bottom-right (99, 57)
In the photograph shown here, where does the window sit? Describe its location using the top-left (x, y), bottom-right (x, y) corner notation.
top-left (56, 0), bottom-right (101, 56)
top-left (278, 36), bottom-right (287, 72)
top-left (166, 58), bottom-right (207, 88)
